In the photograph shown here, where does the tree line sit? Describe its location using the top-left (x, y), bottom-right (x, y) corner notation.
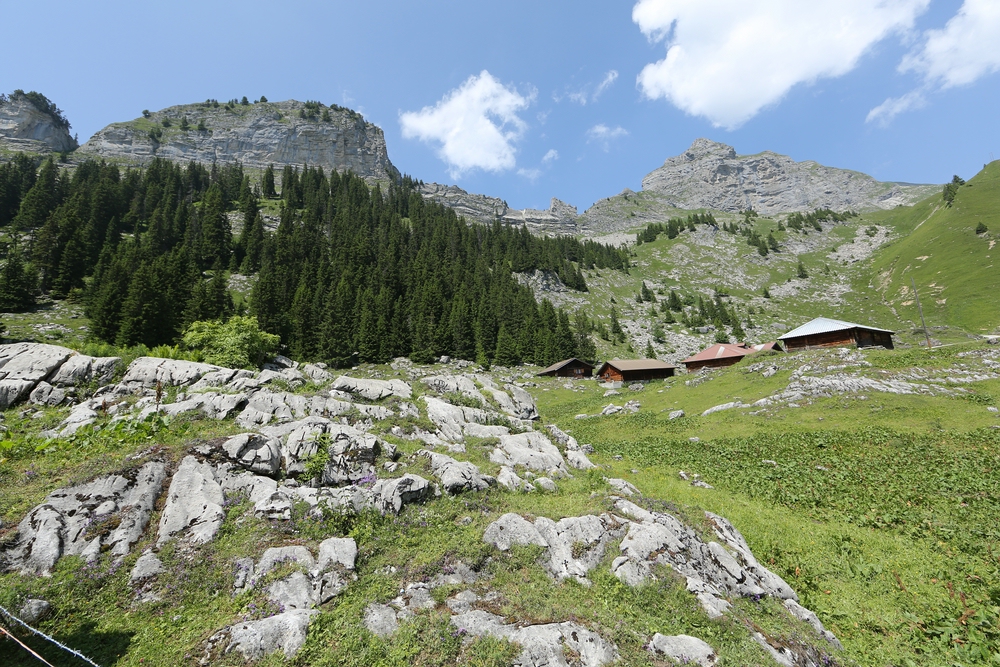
top-left (0, 156), bottom-right (629, 367)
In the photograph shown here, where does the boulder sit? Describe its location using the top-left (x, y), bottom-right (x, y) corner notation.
top-left (422, 375), bottom-right (486, 404)
top-left (370, 474), bottom-right (432, 514)
top-left (317, 537), bottom-right (357, 571)
top-left (129, 552), bottom-right (165, 584)
top-left (222, 609), bottom-right (318, 660)
top-left (221, 433), bottom-right (282, 477)
top-left (363, 603), bottom-right (399, 637)
top-left (483, 513), bottom-right (548, 551)
top-left (504, 383), bottom-right (539, 420)
top-left (18, 599), bottom-right (52, 624)
top-left (417, 450), bottom-right (495, 494)
top-left (490, 431), bottom-right (568, 475)
top-left (647, 633), bottom-right (717, 666)
top-left (332, 376), bottom-right (412, 401)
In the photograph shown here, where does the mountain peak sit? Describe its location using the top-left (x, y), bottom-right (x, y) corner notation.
top-left (683, 138), bottom-right (736, 160)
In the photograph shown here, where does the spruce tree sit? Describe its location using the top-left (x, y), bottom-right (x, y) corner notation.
top-left (0, 245), bottom-right (36, 312)
top-left (493, 323), bottom-right (520, 367)
top-left (262, 165), bottom-right (277, 199)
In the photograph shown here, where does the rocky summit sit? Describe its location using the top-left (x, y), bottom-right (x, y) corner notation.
top-left (0, 93), bottom-right (76, 154)
top-left (640, 138), bottom-right (937, 215)
top-left (77, 100), bottom-right (399, 181)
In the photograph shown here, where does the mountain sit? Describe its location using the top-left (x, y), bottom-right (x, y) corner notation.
top-left (0, 91), bottom-right (76, 154)
top-left (77, 99), bottom-right (399, 182)
top-left (641, 138), bottom-right (937, 215)
top-left (862, 162), bottom-right (1000, 333)
top-left (417, 182), bottom-right (581, 234)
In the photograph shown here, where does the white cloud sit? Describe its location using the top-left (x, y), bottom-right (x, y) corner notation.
top-left (593, 70), bottom-right (619, 101)
top-left (542, 149), bottom-right (559, 163)
top-left (867, 0), bottom-right (1000, 124)
top-left (901, 0), bottom-right (1000, 88)
top-left (400, 71), bottom-right (532, 178)
top-left (568, 91), bottom-right (589, 106)
top-left (587, 124), bottom-right (629, 151)
top-left (632, 0), bottom-right (929, 129)
top-left (517, 167), bottom-right (542, 181)
top-left (865, 89), bottom-right (927, 126)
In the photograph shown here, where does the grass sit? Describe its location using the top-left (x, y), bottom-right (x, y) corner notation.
top-left (860, 160), bottom-right (1000, 334)
top-left (3, 342), bottom-right (1000, 665)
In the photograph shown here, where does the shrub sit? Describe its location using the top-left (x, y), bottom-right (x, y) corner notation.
top-left (976, 221), bottom-right (988, 234)
top-left (182, 315), bottom-right (280, 369)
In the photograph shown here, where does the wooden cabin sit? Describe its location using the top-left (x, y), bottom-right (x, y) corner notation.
top-left (681, 342), bottom-right (781, 372)
top-left (537, 358), bottom-right (595, 378)
top-left (596, 359), bottom-right (677, 383)
top-left (779, 317), bottom-right (894, 351)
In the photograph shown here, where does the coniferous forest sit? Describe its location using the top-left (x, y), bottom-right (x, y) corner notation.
top-left (0, 156), bottom-right (629, 367)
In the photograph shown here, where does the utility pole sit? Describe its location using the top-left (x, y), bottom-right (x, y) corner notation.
top-left (911, 276), bottom-right (932, 349)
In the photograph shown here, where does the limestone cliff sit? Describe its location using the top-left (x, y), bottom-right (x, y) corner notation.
top-left (640, 138), bottom-right (937, 215)
top-left (0, 92), bottom-right (76, 153)
top-left (77, 100), bottom-right (399, 181)
top-left (418, 182), bottom-right (580, 235)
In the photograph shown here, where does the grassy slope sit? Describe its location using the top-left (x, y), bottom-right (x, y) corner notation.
top-left (859, 161), bottom-right (1000, 334)
top-left (2, 343), bottom-right (1000, 665)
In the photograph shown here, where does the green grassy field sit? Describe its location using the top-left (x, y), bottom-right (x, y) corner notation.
top-left (1, 341), bottom-right (999, 665)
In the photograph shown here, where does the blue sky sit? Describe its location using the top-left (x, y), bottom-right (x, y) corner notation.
top-left (3, 0), bottom-right (998, 212)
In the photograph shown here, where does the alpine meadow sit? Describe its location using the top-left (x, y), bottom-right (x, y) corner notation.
top-left (1, 4), bottom-right (1000, 665)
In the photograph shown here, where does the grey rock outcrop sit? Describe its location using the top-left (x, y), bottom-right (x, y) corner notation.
top-left (332, 375), bottom-right (412, 401)
top-left (157, 456), bottom-right (225, 546)
top-left (417, 183), bottom-right (580, 235)
top-left (489, 431), bottom-right (568, 475)
top-left (640, 138), bottom-right (936, 215)
top-left (450, 610), bottom-right (617, 667)
top-left (215, 609), bottom-right (318, 661)
top-left (0, 93), bottom-right (76, 153)
top-left (5, 461), bottom-right (167, 574)
top-left (648, 633), bottom-right (717, 666)
top-left (18, 599), bottom-right (53, 624)
top-left (0, 343), bottom-right (74, 409)
top-left (417, 450), bottom-right (495, 494)
top-left (78, 100), bottom-right (398, 183)
top-left (221, 433), bottom-right (282, 477)
top-left (121, 357), bottom-right (219, 389)
top-left (129, 552), bottom-right (165, 584)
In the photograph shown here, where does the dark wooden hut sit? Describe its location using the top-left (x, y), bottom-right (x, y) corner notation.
top-left (537, 358), bottom-right (595, 378)
top-left (595, 359), bottom-right (677, 383)
top-left (779, 317), bottom-right (894, 351)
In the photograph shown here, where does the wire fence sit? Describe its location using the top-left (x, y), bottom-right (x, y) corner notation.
top-left (0, 604), bottom-right (102, 667)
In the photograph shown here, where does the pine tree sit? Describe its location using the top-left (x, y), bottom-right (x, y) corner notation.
top-left (262, 165), bottom-right (277, 199)
top-left (797, 260), bottom-right (808, 279)
top-left (731, 319), bottom-right (747, 343)
top-left (493, 323), bottom-right (520, 367)
top-left (644, 340), bottom-right (655, 359)
top-left (0, 245), bottom-right (36, 312)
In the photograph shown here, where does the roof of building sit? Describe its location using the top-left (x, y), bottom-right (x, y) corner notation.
top-left (681, 343), bottom-right (753, 364)
top-left (537, 358), bottom-right (595, 374)
top-left (598, 358), bottom-right (678, 372)
top-left (778, 317), bottom-right (894, 340)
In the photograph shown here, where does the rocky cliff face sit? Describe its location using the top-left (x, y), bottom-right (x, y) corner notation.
top-left (418, 182), bottom-right (580, 235)
top-left (77, 100), bottom-right (399, 181)
top-left (0, 95), bottom-right (76, 153)
top-left (640, 138), bottom-right (937, 215)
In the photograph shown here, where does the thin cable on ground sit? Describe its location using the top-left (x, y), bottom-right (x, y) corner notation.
top-left (0, 624), bottom-right (57, 667)
top-left (0, 605), bottom-right (102, 667)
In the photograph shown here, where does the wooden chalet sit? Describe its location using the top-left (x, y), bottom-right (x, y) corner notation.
top-left (596, 359), bottom-right (677, 383)
top-left (779, 317), bottom-right (894, 351)
top-left (681, 342), bottom-right (778, 372)
top-left (537, 358), bottom-right (595, 378)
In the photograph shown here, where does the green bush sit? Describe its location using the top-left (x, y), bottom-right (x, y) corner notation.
top-left (182, 315), bottom-right (279, 369)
